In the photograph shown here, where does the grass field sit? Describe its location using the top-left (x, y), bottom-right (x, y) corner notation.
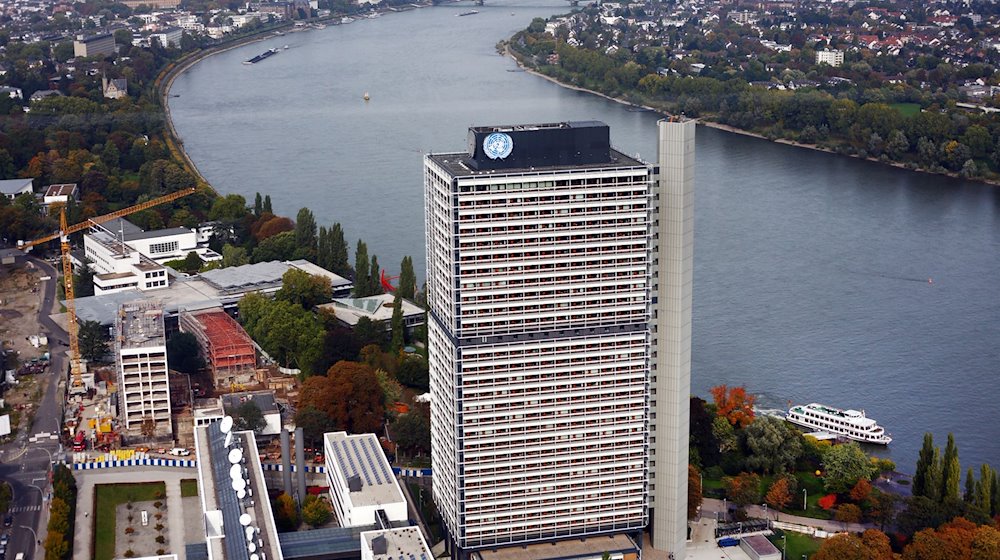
top-left (891, 102), bottom-right (921, 116)
top-left (769, 531), bottom-right (823, 559)
top-left (93, 482), bottom-right (166, 560)
top-left (180, 479), bottom-right (198, 498)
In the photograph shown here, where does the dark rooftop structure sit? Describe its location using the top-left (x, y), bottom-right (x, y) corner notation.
top-left (428, 121), bottom-right (646, 177)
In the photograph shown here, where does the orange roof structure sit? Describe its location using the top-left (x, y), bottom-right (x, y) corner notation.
top-left (181, 309), bottom-right (255, 372)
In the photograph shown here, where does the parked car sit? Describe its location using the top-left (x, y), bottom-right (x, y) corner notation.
top-left (3, 514), bottom-right (11, 527)
top-left (169, 448), bottom-right (190, 456)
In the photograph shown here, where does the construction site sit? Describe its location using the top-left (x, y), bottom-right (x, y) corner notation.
top-left (179, 308), bottom-right (258, 390)
top-left (115, 301), bottom-right (173, 441)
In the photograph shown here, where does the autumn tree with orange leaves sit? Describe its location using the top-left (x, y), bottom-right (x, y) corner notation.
top-left (710, 385), bottom-right (756, 428)
top-left (813, 529), bottom-right (894, 560)
top-left (901, 517), bottom-right (1000, 560)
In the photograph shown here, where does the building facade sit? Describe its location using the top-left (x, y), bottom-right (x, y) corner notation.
top-left (116, 301), bottom-right (173, 440)
top-left (425, 120), bottom-right (693, 559)
top-left (73, 33), bottom-right (116, 58)
top-left (425, 122), bottom-right (653, 553)
top-left (815, 49), bottom-right (844, 67)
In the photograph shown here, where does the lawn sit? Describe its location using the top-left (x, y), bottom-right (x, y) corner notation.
top-left (93, 482), bottom-right (166, 560)
top-left (769, 531), bottom-right (822, 559)
top-left (789, 471), bottom-right (833, 520)
top-left (890, 102), bottom-right (921, 117)
top-left (180, 479), bottom-right (199, 498)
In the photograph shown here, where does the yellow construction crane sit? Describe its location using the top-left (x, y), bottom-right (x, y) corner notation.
top-left (19, 187), bottom-right (196, 390)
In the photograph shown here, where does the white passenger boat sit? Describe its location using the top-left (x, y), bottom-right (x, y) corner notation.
top-left (786, 403), bottom-right (892, 445)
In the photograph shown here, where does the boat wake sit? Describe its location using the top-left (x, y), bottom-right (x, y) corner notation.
top-left (844, 269), bottom-right (932, 284)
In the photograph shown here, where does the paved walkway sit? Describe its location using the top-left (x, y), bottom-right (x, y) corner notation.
top-left (702, 498), bottom-right (871, 534)
top-left (73, 468), bottom-right (194, 560)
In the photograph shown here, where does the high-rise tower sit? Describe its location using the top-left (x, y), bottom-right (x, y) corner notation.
top-left (424, 120), bottom-right (692, 559)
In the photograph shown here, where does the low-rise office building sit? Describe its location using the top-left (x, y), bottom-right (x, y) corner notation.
top-left (116, 301), bottom-right (172, 440)
top-left (324, 431), bottom-right (407, 527)
top-left (74, 32), bottom-right (116, 57)
top-left (360, 527), bottom-right (432, 560)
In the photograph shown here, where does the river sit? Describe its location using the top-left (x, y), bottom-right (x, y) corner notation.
top-left (168, 0), bottom-right (1000, 473)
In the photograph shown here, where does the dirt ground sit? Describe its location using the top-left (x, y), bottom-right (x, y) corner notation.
top-left (0, 262), bottom-right (51, 434)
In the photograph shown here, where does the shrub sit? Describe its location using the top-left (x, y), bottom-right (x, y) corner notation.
top-left (153, 501), bottom-right (163, 509)
top-left (126, 502), bottom-right (133, 510)
top-left (157, 550), bottom-right (166, 556)
top-left (124, 527), bottom-right (135, 534)
top-left (818, 494), bottom-right (837, 510)
top-left (155, 523), bottom-right (164, 531)
top-left (155, 535), bottom-right (165, 544)
top-left (127, 514), bottom-right (134, 522)
top-left (124, 550), bottom-right (135, 558)
top-left (155, 512), bottom-right (163, 520)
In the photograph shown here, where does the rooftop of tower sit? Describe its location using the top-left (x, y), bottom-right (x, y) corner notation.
top-left (427, 120), bottom-right (650, 176)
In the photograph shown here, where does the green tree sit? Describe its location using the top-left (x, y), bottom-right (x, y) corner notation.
top-left (295, 405), bottom-right (333, 448)
top-left (722, 472), bottom-right (761, 507)
top-left (208, 194), bottom-right (247, 221)
top-left (221, 244), bottom-right (249, 267)
top-left (743, 415), bottom-right (803, 474)
top-left (688, 464), bottom-right (703, 519)
top-left (301, 495), bottom-right (332, 527)
top-left (354, 240), bottom-right (369, 297)
top-left (375, 368), bottom-right (403, 409)
top-left (914, 433), bottom-right (935, 498)
top-left (238, 292), bottom-right (324, 374)
top-left (975, 464), bottom-right (995, 515)
top-left (271, 492), bottom-right (298, 532)
top-left (711, 416), bottom-right (738, 454)
top-left (941, 433), bottom-right (961, 502)
top-left (353, 317), bottom-right (385, 348)
top-left (397, 256), bottom-right (416, 300)
top-left (167, 331), bottom-right (204, 374)
top-left (329, 223), bottom-right (350, 277)
top-left (78, 320), bottom-right (108, 363)
top-left (294, 207), bottom-right (317, 260)
top-left (276, 268), bottom-right (332, 309)
top-left (822, 442), bottom-right (876, 494)
top-left (263, 194), bottom-right (272, 214)
top-left (369, 254), bottom-right (382, 296)
top-left (254, 192), bottom-right (263, 217)
top-left (252, 230), bottom-right (296, 262)
top-left (231, 401), bottom-right (267, 433)
top-left (835, 503), bottom-right (863, 524)
top-left (389, 290), bottom-right (405, 353)
top-left (391, 411), bottom-right (430, 457)
top-left (965, 467), bottom-right (976, 503)
top-left (73, 262), bottom-right (95, 298)
top-left (396, 356), bottom-right (428, 390)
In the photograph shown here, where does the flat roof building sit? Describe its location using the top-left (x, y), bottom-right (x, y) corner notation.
top-left (0, 178), bottom-right (33, 200)
top-left (194, 419), bottom-right (284, 560)
top-left (317, 294), bottom-right (424, 331)
top-left (360, 527), bottom-right (432, 560)
top-left (74, 32), bottom-right (116, 58)
top-left (221, 391), bottom-right (281, 436)
top-left (116, 301), bottom-right (172, 440)
top-left (43, 183), bottom-right (78, 207)
top-left (323, 431), bottom-right (407, 528)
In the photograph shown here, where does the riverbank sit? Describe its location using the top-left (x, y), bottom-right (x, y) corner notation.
top-left (504, 46), bottom-right (1000, 187)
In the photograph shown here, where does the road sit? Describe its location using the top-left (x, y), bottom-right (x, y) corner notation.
top-left (1, 256), bottom-right (68, 560)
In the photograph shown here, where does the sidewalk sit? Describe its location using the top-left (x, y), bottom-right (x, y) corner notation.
top-left (702, 498), bottom-right (871, 534)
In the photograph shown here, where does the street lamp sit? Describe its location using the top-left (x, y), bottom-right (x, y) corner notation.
top-left (781, 534), bottom-right (786, 560)
top-left (723, 498), bottom-right (727, 523)
top-left (802, 488), bottom-right (807, 511)
top-left (763, 502), bottom-right (768, 521)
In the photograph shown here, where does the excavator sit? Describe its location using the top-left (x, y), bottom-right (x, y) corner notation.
top-left (18, 187), bottom-right (196, 392)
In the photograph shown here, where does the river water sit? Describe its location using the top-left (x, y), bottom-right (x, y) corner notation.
top-left (168, 0), bottom-right (1000, 472)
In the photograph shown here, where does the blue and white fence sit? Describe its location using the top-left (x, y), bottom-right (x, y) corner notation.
top-left (72, 458), bottom-right (197, 470)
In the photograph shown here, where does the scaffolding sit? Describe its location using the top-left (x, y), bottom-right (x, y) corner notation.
top-left (180, 308), bottom-right (257, 390)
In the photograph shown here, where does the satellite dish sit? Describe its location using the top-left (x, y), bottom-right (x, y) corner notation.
top-left (232, 478), bottom-right (247, 492)
top-left (228, 448), bottom-right (243, 464)
top-left (240, 513), bottom-right (252, 526)
top-left (224, 431), bottom-right (234, 447)
top-left (245, 526), bottom-right (256, 541)
top-left (250, 554), bottom-right (259, 560)
top-left (230, 464), bottom-right (242, 480)
top-left (248, 542), bottom-right (257, 553)
top-left (237, 488), bottom-right (247, 500)
top-left (220, 416), bottom-right (234, 433)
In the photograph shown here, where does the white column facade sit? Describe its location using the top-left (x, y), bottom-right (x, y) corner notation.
top-left (117, 344), bottom-right (172, 434)
top-left (425, 155), bottom-right (653, 550)
top-left (649, 119), bottom-right (694, 557)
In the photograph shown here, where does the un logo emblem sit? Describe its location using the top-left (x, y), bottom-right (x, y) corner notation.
top-left (483, 133), bottom-right (514, 160)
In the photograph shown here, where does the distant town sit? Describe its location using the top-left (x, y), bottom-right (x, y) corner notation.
top-left (1, 0), bottom-right (1000, 560)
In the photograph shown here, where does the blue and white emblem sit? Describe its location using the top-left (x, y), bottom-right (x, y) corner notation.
top-left (483, 132), bottom-right (514, 160)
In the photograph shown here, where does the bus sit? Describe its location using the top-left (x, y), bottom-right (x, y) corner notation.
top-left (73, 430), bottom-right (86, 451)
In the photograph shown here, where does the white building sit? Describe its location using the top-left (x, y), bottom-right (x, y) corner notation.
top-left (323, 431), bottom-right (407, 527)
top-left (43, 183), bottom-right (78, 207)
top-left (116, 301), bottom-right (172, 440)
top-left (149, 27), bottom-right (183, 48)
top-left (425, 120), bottom-right (693, 558)
top-left (83, 218), bottom-right (222, 294)
top-left (816, 49), bottom-right (844, 67)
top-left (317, 293), bottom-right (425, 331)
top-left (360, 527), bottom-right (432, 560)
top-left (0, 178), bottom-right (33, 200)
